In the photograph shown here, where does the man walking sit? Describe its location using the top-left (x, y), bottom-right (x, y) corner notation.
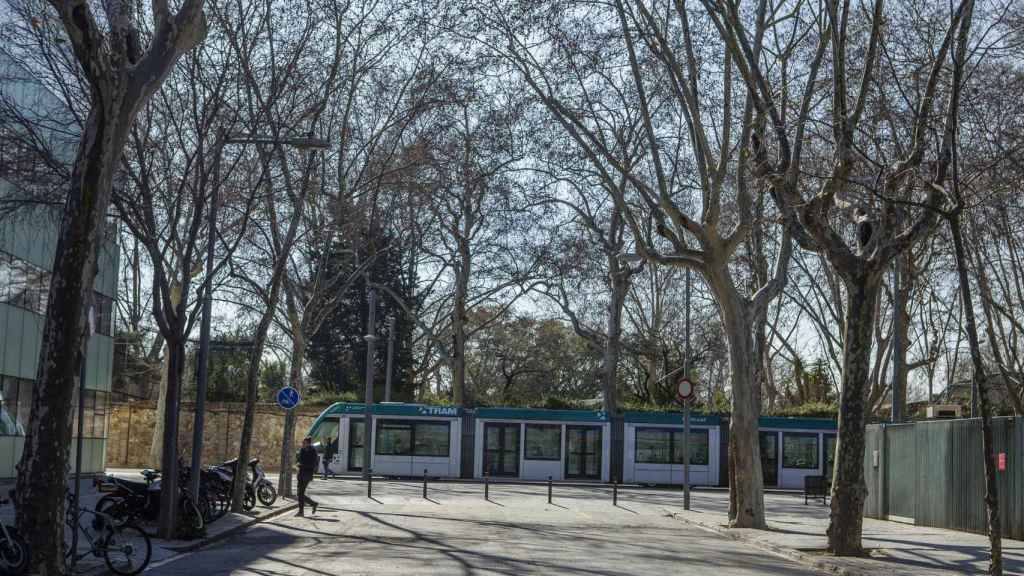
top-left (297, 436), bottom-right (319, 516)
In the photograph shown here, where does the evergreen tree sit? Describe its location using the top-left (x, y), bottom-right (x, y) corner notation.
top-left (306, 228), bottom-right (419, 401)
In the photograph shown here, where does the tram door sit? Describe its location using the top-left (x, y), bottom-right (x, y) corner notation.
top-left (348, 418), bottom-right (365, 472)
top-left (566, 426), bottom-right (602, 479)
top-left (760, 431), bottom-right (778, 487)
top-left (484, 423), bottom-right (520, 477)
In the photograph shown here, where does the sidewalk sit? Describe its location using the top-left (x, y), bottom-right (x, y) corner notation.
top-left (664, 490), bottom-right (1024, 575)
top-left (1, 472), bottom-right (297, 574)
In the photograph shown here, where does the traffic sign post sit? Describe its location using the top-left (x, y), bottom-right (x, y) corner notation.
top-left (277, 386), bottom-right (301, 410)
top-left (677, 377), bottom-right (697, 511)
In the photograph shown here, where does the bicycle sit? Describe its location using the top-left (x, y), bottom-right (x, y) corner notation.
top-left (64, 492), bottom-right (151, 575)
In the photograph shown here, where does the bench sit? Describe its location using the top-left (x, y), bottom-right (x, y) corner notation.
top-left (804, 475), bottom-right (829, 505)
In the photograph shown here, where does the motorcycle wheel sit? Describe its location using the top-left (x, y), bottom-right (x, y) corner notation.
top-left (242, 487), bottom-right (256, 512)
top-left (0, 527), bottom-right (30, 575)
top-left (257, 483), bottom-right (277, 507)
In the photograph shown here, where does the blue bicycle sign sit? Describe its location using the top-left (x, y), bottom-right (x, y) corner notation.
top-left (277, 387), bottom-right (300, 410)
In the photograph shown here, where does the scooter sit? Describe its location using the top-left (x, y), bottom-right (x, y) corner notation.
top-left (249, 459), bottom-right (277, 506)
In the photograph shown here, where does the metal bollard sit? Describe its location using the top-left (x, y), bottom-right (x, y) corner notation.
top-left (547, 476), bottom-right (552, 504)
top-left (484, 471), bottom-right (490, 501)
top-left (423, 469), bottom-right (428, 499)
top-left (367, 468), bottom-right (373, 499)
top-left (613, 478), bottom-right (618, 506)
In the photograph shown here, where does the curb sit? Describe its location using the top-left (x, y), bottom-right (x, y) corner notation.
top-left (163, 501), bottom-right (299, 553)
top-left (667, 512), bottom-right (871, 576)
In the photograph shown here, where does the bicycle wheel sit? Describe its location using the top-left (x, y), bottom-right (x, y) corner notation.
top-left (257, 483), bottom-right (277, 507)
top-left (0, 527), bottom-right (30, 575)
top-left (102, 523), bottom-right (151, 576)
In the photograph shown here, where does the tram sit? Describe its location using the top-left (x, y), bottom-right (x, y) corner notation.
top-left (306, 402), bottom-right (837, 489)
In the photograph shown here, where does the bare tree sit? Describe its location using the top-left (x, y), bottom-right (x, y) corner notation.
top-left (477, 0), bottom-right (793, 527)
top-left (2, 0), bottom-right (209, 569)
top-left (707, 0), bottom-right (974, 554)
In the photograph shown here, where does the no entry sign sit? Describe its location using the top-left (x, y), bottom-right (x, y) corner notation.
top-left (677, 377), bottom-right (696, 402)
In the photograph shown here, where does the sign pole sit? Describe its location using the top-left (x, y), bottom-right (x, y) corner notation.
top-left (683, 397), bottom-right (691, 511)
top-left (677, 375), bottom-right (695, 512)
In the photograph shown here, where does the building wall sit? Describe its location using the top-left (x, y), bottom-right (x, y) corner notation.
top-left (864, 417), bottom-right (1023, 540)
top-left (106, 402), bottom-right (322, 472)
top-left (0, 53), bottom-right (118, 479)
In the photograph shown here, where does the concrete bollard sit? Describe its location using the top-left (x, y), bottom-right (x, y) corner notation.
top-left (548, 476), bottom-right (552, 504)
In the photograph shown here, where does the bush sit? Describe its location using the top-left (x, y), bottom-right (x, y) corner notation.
top-left (769, 401), bottom-right (839, 419)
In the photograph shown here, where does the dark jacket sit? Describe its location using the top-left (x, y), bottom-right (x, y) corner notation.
top-left (297, 445), bottom-right (319, 478)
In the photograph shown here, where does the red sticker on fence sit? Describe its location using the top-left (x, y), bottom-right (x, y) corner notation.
top-left (998, 452), bottom-right (1006, 471)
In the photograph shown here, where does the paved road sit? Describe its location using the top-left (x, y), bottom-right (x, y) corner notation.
top-left (146, 481), bottom-right (824, 575)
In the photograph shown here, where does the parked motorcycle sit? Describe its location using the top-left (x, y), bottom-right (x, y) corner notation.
top-left (208, 459), bottom-right (257, 511)
top-left (94, 468), bottom-right (203, 533)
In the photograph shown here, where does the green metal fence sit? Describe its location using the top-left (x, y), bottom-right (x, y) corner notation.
top-left (863, 417), bottom-right (1022, 539)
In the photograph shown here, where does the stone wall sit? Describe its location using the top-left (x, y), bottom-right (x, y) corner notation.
top-left (106, 401), bottom-right (322, 472)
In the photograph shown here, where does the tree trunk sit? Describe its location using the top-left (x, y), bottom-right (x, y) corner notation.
top-left (232, 313), bottom-right (274, 512)
top-left (15, 102), bottom-right (123, 575)
top-left (827, 272), bottom-right (882, 556)
top-left (949, 211), bottom-right (1002, 574)
top-left (452, 250), bottom-right (470, 406)
top-left (602, 268), bottom-right (628, 414)
top-left (718, 290), bottom-right (766, 528)
top-left (150, 342), bottom-right (170, 467)
top-left (278, 330), bottom-right (306, 499)
top-left (150, 282), bottom-right (182, 467)
top-left (157, 338), bottom-right (185, 538)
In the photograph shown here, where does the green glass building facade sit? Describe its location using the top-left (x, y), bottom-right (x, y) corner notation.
top-left (0, 51), bottom-right (119, 478)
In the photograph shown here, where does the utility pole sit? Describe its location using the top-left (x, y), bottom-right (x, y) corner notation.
top-left (363, 283), bottom-right (378, 480)
top-left (385, 315), bottom-right (395, 402)
top-left (684, 269), bottom-right (692, 511)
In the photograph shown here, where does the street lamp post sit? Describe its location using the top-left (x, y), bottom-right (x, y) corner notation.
top-left (363, 283), bottom-right (378, 480)
top-left (385, 315), bottom-right (396, 403)
top-left (190, 130), bottom-right (328, 502)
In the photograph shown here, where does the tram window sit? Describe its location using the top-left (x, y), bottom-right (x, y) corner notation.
top-left (524, 424), bottom-right (561, 460)
top-left (636, 427), bottom-right (709, 465)
top-left (636, 428), bottom-right (672, 464)
top-left (782, 432), bottom-right (819, 469)
top-left (413, 422), bottom-right (450, 457)
top-left (376, 420), bottom-right (450, 457)
top-left (376, 421), bottom-right (413, 455)
top-left (673, 429), bottom-right (709, 465)
top-left (824, 434), bottom-right (837, 478)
